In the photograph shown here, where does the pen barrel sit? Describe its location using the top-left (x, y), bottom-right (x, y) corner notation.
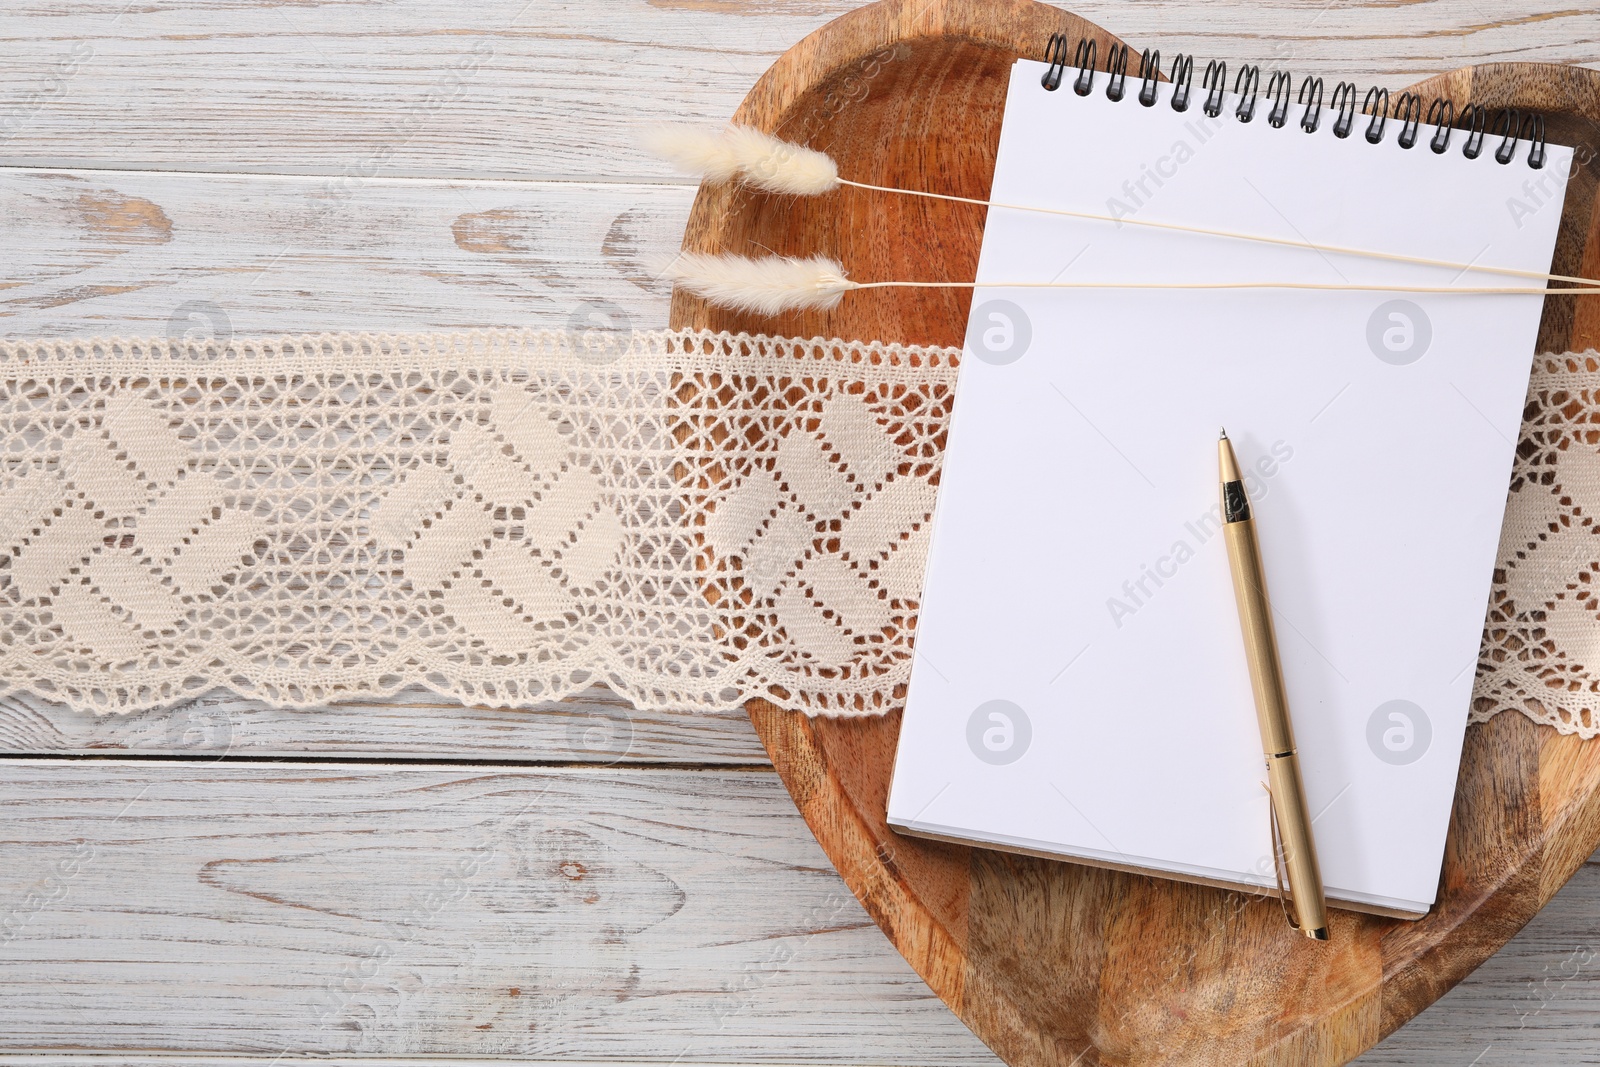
top-left (1224, 515), bottom-right (1328, 937)
top-left (1222, 519), bottom-right (1296, 756)
top-left (1266, 751), bottom-right (1329, 936)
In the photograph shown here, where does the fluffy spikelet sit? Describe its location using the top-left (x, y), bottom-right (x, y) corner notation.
top-left (642, 125), bottom-right (745, 183)
top-left (655, 252), bottom-right (857, 314)
top-left (643, 125), bottom-right (839, 195)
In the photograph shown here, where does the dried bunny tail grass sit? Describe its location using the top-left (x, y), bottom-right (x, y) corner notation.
top-left (644, 126), bottom-right (1600, 291)
top-left (654, 252), bottom-right (857, 314)
top-left (642, 125), bottom-right (839, 195)
top-left (652, 250), bottom-right (1600, 318)
top-left (641, 125), bottom-right (744, 183)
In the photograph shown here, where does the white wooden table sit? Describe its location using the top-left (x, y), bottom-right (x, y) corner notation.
top-left (2, 1), bottom-right (1598, 1064)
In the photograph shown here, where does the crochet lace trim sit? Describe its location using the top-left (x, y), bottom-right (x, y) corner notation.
top-left (1474, 350), bottom-right (1600, 738)
top-left (0, 329), bottom-right (952, 715)
top-left (0, 327), bottom-right (1591, 737)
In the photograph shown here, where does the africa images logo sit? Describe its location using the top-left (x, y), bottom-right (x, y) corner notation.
top-left (965, 299), bottom-right (1032, 366)
top-left (1366, 699), bottom-right (1432, 765)
top-left (1105, 439), bottom-right (1294, 628)
top-left (966, 700), bottom-right (1032, 765)
top-left (1366, 300), bottom-right (1432, 366)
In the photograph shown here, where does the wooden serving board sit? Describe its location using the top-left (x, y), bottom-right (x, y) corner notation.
top-left (669, 1), bottom-right (1600, 1063)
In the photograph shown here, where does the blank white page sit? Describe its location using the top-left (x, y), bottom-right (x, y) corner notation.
top-left (887, 59), bottom-right (1572, 914)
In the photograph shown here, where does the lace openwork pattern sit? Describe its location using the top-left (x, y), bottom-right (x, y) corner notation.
top-left (1474, 351), bottom-right (1600, 738)
top-left (0, 326), bottom-right (1592, 735)
top-left (0, 328), bottom-right (954, 715)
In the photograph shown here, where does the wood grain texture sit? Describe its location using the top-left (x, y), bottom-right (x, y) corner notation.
top-left (1, 0), bottom-right (1598, 180)
top-left (0, 761), bottom-right (1590, 1065)
top-left (670, 0), bottom-right (1600, 1063)
top-left (0, 686), bottom-right (765, 763)
top-left (0, 760), bottom-right (995, 1062)
top-left (0, 169), bottom-right (688, 338)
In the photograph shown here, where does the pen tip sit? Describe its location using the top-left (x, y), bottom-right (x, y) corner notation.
top-left (1219, 426), bottom-right (1228, 440)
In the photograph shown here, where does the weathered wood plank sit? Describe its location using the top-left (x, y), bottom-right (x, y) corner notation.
top-left (0, 760), bottom-right (998, 1062)
top-left (0, 686), bottom-right (766, 763)
top-left (0, 0), bottom-right (1596, 180)
top-left (0, 169), bottom-right (688, 337)
top-left (0, 762), bottom-right (1593, 1064)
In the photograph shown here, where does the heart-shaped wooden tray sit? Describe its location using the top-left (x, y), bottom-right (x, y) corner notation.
top-left (669, 0), bottom-right (1600, 1062)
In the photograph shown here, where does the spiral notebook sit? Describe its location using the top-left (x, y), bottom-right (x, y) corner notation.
top-left (887, 52), bottom-right (1572, 917)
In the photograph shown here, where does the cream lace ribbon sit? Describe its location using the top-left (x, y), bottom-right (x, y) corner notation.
top-left (0, 329), bottom-right (952, 716)
top-left (1476, 351), bottom-right (1600, 738)
top-left (0, 327), bottom-right (1592, 737)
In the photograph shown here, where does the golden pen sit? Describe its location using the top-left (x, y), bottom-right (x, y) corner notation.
top-left (1219, 429), bottom-right (1329, 941)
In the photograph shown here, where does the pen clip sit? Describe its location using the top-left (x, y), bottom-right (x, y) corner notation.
top-left (1263, 780), bottom-right (1302, 932)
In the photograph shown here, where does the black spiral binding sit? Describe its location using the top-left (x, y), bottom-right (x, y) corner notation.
top-left (1330, 82), bottom-right (1357, 138)
top-left (1039, 33), bottom-right (1551, 169)
top-left (1266, 71), bottom-right (1293, 128)
top-left (1137, 49), bottom-right (1161, 108)
top-left (1233, 65), bottom-right (1260, 122)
